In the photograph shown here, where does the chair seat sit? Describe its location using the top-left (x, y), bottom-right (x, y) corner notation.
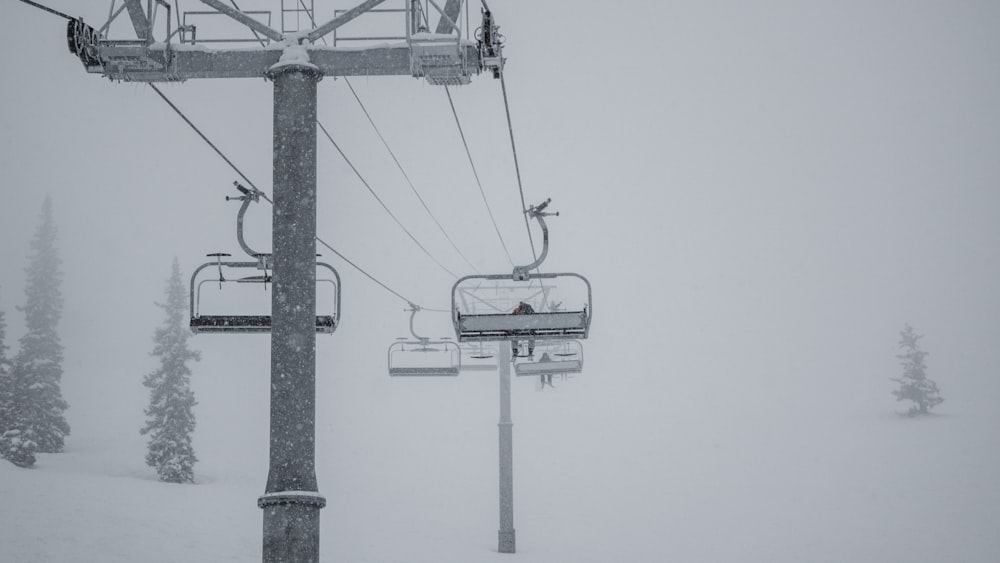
top-left (388, 366), bottom-right (460, 377)
top-left (457, 311), bottom-right (588, 341)
top-left (514, 359), bottom-right (583, 376)
top-left (191, 315), bottom-right (336, 334)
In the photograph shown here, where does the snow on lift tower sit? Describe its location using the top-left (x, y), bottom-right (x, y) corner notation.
top-left (189, 182), bottom-right (341, 334)
top-left (388, 305), bottom-right (461, 377)
top-left (514, 340), bottom-right (583, 377)
top-left (452, 199), bottom-right (593, 345)
top-left (65, 1), bottom-right (504, 86)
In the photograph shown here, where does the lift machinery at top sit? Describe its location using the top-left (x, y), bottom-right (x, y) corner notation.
top-left (452, 199), bottom-right (593, 345)
top-left (65, 0), bottom-right (504, 86)
top-left (388, 305), bottom-right (461, 376)
top-left (189, 183), bottom-right (341, 334)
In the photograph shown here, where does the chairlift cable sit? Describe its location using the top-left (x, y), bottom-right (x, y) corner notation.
top-left (499, 72), bottom-right (538, 265)
top-left (317, 121), bottom-right (461, 280)
top-left (291, 2), bottom-right (470, 280)
top-left (497, 72), bottom-right (547, 302)
top-left (15, 0), bottom-right (74, 21)
top-left (247, 0), bottom-right (480, 280)
top-left (314, 235), bottom-right (448, 313)
top-left (444, 85), bottom-right (515, 267)
top-left (344, 78), bottom-right (481, 274)
top-left (148, 82), bottom-right (448, 312)
top-left (149, 84), bottom-right (264, 195)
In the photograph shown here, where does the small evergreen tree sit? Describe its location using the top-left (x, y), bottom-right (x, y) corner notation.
top-left (12, 197), bottom-right (69, 453)
top-left (891, 324), bottom-right (944, 417)
top-left (141, 259), bottom-right (200, 483)
top-left (0, 299), bottom-right (37, 467)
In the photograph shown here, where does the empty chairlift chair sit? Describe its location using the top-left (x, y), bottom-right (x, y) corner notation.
top-left (387, 306), bottom-right (461, 377)
top-left (460, 341), bottom-right (499, 372)
top-left (189, 183), bottom-right (341, 334)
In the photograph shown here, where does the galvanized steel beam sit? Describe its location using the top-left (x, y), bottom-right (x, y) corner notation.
top-left (90, 44), bottom-right (480, 81)
top-left (123, 0), bottom-right (151, 41)
top-left (307, 0), bottom-right (389, 43)
top-left (199, 0), bottom-right (284, 43)
top-left (434, 0), bottom-right (463, 34)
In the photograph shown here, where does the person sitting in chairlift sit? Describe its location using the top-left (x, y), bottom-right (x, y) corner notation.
top-left (538, 352), bottom-right (554, 388)
top-left (511, 302), bottom-right (536, 357)
top-left (512, 301), bottom-right (535, 315)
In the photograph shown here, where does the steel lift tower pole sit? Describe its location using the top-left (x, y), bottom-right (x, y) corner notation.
top-left (66, 1), bottom-right (498, 561)
top-left (259, 61), bottom-right (324, 562)
top-left (497, 342), bottom-right (516, 553)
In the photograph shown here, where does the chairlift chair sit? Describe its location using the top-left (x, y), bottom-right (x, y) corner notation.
top-left (189, 183), bottom-right (341, 334)
top-left (452, 199), bottom-right (592, 342)
top-left (387, 306), bottom-right (461, 377)
top-left (514, 340), bottom-right (583, 377)
top-left (460, 341), bottom-right (499, 372)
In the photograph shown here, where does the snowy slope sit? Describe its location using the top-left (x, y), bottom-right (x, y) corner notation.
top-left (2, 348), bottom-right (998, 563)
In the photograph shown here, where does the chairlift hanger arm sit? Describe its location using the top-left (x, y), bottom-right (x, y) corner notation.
top-left (406, 304), bottom-right (429, 343)
top-left (512, 199), bottom-right (558, 281)
top-left (226, 182), bottom-right (268, 261)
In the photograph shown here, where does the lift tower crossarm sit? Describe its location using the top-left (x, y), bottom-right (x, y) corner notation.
top-left (123, 0), bottom-right (151, 42)
top-left (434, 0), bottom-right (463, 34)
top-left (307, 0), bottom-right (390, 43)
top-left (199, 0), bottom-right (284, 43)
top-left (92, 44), bottom-right (479, 82)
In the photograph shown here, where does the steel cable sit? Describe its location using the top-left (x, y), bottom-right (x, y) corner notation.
top-left (317, 121), bottom-right (460, 280)
top-left (344, 78), bottom-right (480, 274)
top-left (149, 84), bottom-right (449, 311)
top-left (15, 0), bottom-right (74, 20)
top-left (444, 85), bottom-right (515, 267)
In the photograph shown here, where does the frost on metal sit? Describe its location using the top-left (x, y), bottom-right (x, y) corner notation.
top-left (269, 39), bottom-right (319, 74)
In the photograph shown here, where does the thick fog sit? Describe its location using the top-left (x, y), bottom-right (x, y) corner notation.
top-left (1, 1), bottom-right (999, 561)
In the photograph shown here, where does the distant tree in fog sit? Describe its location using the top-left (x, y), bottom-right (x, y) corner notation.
top-left (891, 324), bottom-right (944, 417)
top-left (0, 298), bottom-right (37, 467)
top-left (141, 259), bottom-right (200, 483)
top-left (11, 197), bottom-right (70, 453)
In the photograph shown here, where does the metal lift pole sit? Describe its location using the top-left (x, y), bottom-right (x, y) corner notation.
top-left (257, 64), bottom-right (325, 563)
top-left (498, 342), bottom-right (516, 553)
top-left (63, 0), bottom-right (494, 558)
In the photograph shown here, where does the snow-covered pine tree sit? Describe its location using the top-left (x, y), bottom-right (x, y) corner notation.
top-left (12, 196), bottom-right (69, 453)
top-left (0, 303), bottom-right (8, 432)
top-left (141, 259), bottom-right (200, 483)
top-left (891, 324), bottom-right (944, 417)
top-left (1, 298), bottom-right (37, 468)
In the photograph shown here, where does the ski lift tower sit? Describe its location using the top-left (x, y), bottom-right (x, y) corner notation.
top-left (65, 1), bottom-right (501, 561)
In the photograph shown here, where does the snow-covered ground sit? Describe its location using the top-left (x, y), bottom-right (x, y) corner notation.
top-left (3, 340), bottom-right (998, 562)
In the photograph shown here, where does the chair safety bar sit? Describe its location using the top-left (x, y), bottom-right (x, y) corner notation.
top-left (190, 259), bottom-right (341, 335)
